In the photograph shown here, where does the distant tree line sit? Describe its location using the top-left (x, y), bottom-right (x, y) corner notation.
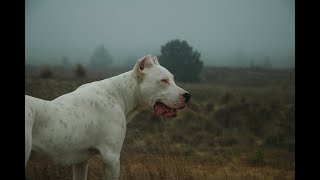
top-left (249, 56), bottom-right (273, 69)
top-left (55, 45), bottom-right (113, 79)
top-left (89, 45), bottom-right (113, 71)
top-left (36, 40), bottom-right (281, 82)
top-left (41, 41), bottom-right (205, 82)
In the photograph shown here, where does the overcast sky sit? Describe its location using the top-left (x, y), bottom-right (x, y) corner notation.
top-left (25, 0), bottom-right (295, 67)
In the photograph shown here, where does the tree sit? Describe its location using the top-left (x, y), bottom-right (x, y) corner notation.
top-left (89, 45), bottom-right (112, 70)
top-left (123, 56), bottom-right (137, 68)
top-left (250, 59), bottom-right (255, 68)
top-left (159, 39), bottom-right (203, 82)
top-left (263, 56), bottom-right (272, 69)
top-left (233, 49), bottom-right (248, 67)
top-left (61, 56), bottom-right (71, 69)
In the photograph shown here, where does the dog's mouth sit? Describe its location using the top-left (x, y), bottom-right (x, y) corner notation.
top-left (153, 101), bottom-right (178, 119)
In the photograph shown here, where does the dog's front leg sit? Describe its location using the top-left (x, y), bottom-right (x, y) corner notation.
top-left (72, 160), bottom-right (88, 180)
top-left (102, 153), bottom-right (120, 180)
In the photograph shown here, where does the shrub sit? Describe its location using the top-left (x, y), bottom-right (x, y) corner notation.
top-left (247, 146), bottom-right (265, 166)
top-left (265, 133), bottom-right (285, 146)
top-left (74, 64), bottom-right (87, 78)
top-left (39, 67), bottom-right (53, 79)
top-left (205, 102), bottom-right (215, 112)
top-left (220, 91), bottom-right (234, 104)
top-left (189, 131), bottom-right (211, 146)
top-left (215, 136), bottom-right (239, 147)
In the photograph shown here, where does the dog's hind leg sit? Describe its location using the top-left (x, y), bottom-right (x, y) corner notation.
top-left (100, 150), bottom-right (121, 180)
top-left (25, 130), bottom-right (32, 168)
top-left (72, 160), bottom-right (89, 180)
top-left (25, 104), bottom-right (35, 167)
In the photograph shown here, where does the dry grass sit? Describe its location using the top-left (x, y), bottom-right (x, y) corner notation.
top-left (25, 66), bottom-right (295, 180)
top-left (26, 153), bottom-right (294, 180)
top-left (26, 143), bottom-right (294, 180)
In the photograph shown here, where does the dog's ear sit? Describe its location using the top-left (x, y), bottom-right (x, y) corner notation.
top-left (152, 56), bottom-right (160, 65)
top-left (133, 54), bottom-right (155, 79)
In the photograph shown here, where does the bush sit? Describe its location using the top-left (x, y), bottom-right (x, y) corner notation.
top-left (214, 106), bottom-right (241, 128)
top-left (205, 102), bottom-right (215, 112)
top-left (189, 131), bottom-right (211, 146)
top-left (215, 136), bottom-right (239, 147)
top-left (247, 146), bottom-right (265, 166)
top-left (265, 133), bottom-right (285, 146)
top-left (74, 64), bottom-right (87, 78)
top-left (39, 67), bottom-right (53, 79)
top-left (220, 92), bottom-right (235, 104)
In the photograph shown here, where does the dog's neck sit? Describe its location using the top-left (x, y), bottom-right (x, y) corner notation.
top-left (102, 70), bottom-right (148, 124)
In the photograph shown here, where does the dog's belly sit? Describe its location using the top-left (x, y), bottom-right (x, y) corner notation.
top-left (29, 147), bottom-right (99, 166)
top-left (31, 111), bottom-right (101, 166)
top-left (31, 125), bottom-right (100, 166)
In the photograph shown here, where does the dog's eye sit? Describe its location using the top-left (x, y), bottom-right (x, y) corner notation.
top-left (161, 79), bottom-right (169, 84)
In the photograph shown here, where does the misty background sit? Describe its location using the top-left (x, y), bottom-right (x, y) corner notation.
top-left (25, 0), bottom-right (295, 68)
top-left (25, 1), bottom-right (295, 178)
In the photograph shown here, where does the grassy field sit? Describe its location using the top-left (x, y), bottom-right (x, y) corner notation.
top-left (25, 66), bottom-right (295, 180)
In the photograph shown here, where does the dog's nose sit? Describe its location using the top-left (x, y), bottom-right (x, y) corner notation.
top-left (183, 93), bottom-right (191, 103)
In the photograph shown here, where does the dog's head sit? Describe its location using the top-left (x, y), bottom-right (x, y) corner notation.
top-left (133, 55), bottom-right (191, 118)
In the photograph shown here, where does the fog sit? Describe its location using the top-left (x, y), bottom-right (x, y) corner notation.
top-left (25, 0), bottom-right (295, 68)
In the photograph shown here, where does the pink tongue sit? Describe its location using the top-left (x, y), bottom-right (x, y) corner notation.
top-left (165, 111), bottom-right (176, 116)
top-left (155, 103), bottom-right (171, 114)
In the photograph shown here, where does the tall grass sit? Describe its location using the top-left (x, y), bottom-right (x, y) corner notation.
top-left (26, 142), bottom-right (201, 180)
top-left (25, 67), bottom-right (295, 180)
top-left (26, 143), bottom-right (294, 180)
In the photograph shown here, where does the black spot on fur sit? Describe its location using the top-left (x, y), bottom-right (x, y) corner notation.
top-left (59, 120), bottom-right (67, 128)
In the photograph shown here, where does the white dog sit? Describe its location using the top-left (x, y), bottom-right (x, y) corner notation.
top-left (25, 55), bottom-right (191, 180)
